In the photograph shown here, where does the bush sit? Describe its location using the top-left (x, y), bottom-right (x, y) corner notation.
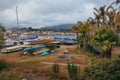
top-left (80, 59), bottom-right (120, 80)
top-left (52, 64), bottom-right (59, 79)
top-left (0, 60), bottom-right (9, 71)
top-left (0, 71), bottom-right (21, 80)
top-left (19, 51), bottom-right (35, 56)
top-left (44, 43), bottom-right (57, 50)
top-left (67, 63), bottom-right (78, 80)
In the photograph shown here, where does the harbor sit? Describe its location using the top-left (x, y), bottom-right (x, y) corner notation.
top-left (2, 30), bottom-right (77, 56)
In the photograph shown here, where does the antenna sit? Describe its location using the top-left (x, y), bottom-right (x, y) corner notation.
top-left (16, 6), bottom-right (19, 27)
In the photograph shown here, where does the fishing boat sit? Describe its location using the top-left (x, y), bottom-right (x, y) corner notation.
top-left (54, 37), bottom-right (77, 45)
top-left (23, 46), bottom-right (46, 52)
top-left (1, 45), bottom-right (24, 53)
top-left (50, 41), bottom-right (61, 44)
top-left (39, 49), bottom-right (57, 56)
top-left (62, 42), bottom-right (75, 45)
top-left (62, 39), bottom-right (77, 45)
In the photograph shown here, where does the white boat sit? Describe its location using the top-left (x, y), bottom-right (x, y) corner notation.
top-left (1, 45), bottom-right (24, 53)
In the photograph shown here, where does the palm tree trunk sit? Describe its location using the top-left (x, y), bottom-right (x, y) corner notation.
top-left (76, 32), bottom-right (79, 49)
top-left (100, 48), bottom-right (112, 58)
top-left (100, 51), bottom-right (105, 58)
top-left (106, 48), bottom-right (112, 58)
top-left (83, 35), bottom-right (87, 51)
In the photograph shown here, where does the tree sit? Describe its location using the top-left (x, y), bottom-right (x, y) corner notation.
top-left (77, 22), bottom-right (93, 51)
top-left (87, 17), bottom-right (96, 26)
top-left (93, 3), bottom-right (114, 27)
top-left (105, 2), bottom-right (117, 29)
top-left (0, 24), bottom-right (5, 49)
top-left (0, 36), bottom-right (5, 49)
top-left (106, 6), bottom-right (116, 27)
top-left (72, 21), bottom-right (82, 48)
top-left (115, 0), bottom-right (120, 4)
top-left (88, 27), bottom-right (119, 58)
top-left (94, 6), bottom-right (104, 26)
top-left (80, 59), bottom-right (120, 80)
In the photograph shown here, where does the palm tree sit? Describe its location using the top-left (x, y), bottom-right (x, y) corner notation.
top-left (94, 3), bottom-right (114, 27)
top-left (72, 21), bottom-right (82, 48)
top-left (87, 17), bottom-right (96, 35)
top-left (77, 22), bottom-right (93, 51)
top-left (72, 21), bottom-right (83, 48)
top-left (115, 11), bottom-right (120, 26)
top-left (89, 27), bottom-right (119, 58)
top-left (87, 17), bottom-right (96, 25)
top-left (93, 11), bottom-right (101, 26)
top-left (114, 11), bottom-right (120, 35)
top-left (115, 0), bottom-right (120, 4)
top-left (107, 7), bottom-right (116, 28)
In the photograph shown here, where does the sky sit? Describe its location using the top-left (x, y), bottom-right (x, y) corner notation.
top-left (0, 0), bottom-right (113, 28)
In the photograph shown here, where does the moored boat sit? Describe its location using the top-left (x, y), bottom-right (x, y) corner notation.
top-left (62, 39), bottom-right (77, 45)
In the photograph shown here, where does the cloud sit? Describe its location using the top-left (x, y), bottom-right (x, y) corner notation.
top-left (0, 0), bottom-right (113, 28)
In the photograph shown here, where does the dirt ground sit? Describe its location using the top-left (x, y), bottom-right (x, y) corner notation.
top-left (0, 45), bottom-right (120, 80)
top-left (0, 45), bottom-right (120, 66)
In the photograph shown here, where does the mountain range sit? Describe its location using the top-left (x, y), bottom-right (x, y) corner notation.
top-left (40, 24), bottom-right (74, 31)
top-left (9, 23), bottom-right (74, 32)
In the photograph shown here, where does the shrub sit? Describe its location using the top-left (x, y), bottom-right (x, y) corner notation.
top-left (88, 28), bottom-right (119, 58)
top-left (52, 64), bottom-right (59, 79)
top-left (44, 43), bottom-right (57, 50)
top-left (90, 58), bottom-right (95, 65)
top-left (0, 71), bottom-right (21, 80)
top-left (80, 59), bottom-right (120, 80)
top-left (0, 60), bottom-right (9, 71)
top-left (67, 63), bottom-right (78, 80)
top-left (19, 51), bottom-right (35, 56)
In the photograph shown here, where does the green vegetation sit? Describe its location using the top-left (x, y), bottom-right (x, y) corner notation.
top-left (0, 1), bottom-right (120, 80)
top-left (0, 71), bottom-right (21, 80)
top-left (89, 28), bottom-right (119, 58)
top-left (0, 60), bottom-right (9, 71)
top-left (72, 2), bottom-right (120, 58)
top-left (52, 64), bottom-right (59, 79)
top-left (0, 24), bottom-right (5, 49)
top-left (80, 59), bottom-right (120, 80)
top-left (19, 50), bottom-right (35, 56)
top-left (67, 63), bottom-right (78, 80)
top-left (44, 43), bottom-right (58, 50)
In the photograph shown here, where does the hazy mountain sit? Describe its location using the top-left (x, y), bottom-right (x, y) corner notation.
top-left (40, 24), bottom-right (74, 31)
top-left (9, 23), bottom-right (74, 31)
top-left (7, 26), bottom-right (26, 30)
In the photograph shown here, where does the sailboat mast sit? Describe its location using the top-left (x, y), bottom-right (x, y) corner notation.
top-left (16, 7), bottom-right (19, 27)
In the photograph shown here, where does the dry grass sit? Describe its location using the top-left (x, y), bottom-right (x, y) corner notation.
top-left (0, 45), bottom-right (119, 80)
top-left (112, 47), bottom-right (120, 59)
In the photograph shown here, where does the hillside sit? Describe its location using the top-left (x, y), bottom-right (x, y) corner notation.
top-left (9, 24), bottom-right (74, 32)
top-left (40, 24), bottom-right (74, 31)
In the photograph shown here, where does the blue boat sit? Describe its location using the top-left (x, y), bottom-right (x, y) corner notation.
top-left (39, 50), bottom-right (57, 56)
top-left (54, 37), bottom-right (68, 41)
top-left (50, 50), bottom-right (56, 53)
top-left (62, 39), bottom-right (77, 45)
top-left (23, 46), bottom-right (46, 52)
top-left (54, 37), bottom-right (77, 45)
